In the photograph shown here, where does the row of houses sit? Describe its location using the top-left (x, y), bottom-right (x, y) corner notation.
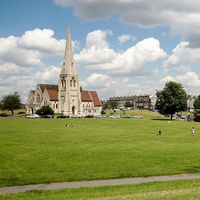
top-left (106, 94), bottom-right (196, 111)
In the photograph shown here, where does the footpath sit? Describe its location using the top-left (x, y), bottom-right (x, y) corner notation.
top-left (1, 173), bottom-right (200, 195)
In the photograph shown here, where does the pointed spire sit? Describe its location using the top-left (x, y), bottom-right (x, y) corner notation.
top-left (61, 25), bottom-right (77, 75)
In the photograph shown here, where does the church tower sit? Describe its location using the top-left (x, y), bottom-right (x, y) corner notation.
top-left (58, 26), bottom-right (82, 116)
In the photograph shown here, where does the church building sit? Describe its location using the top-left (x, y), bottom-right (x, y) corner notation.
top-left (27, 26), bottom-right (102, 117)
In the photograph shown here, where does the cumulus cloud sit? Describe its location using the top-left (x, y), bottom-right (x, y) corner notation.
top-left (118, 34), bottom-right (135, 44)
top-left (82, 73), bottom-right (113, 89)
top-left (163, 41), bottom-right (200, 72)
top-left (53, 0), bottom-right (200, 47)
top-left (0, 29), bottom-right (65, 102)
top-left (34, 66), bottom-right (61, 83)
top-left (17, 29), bottom-right (65, 55)
top-left (76, 29), bottom-right (166, 76)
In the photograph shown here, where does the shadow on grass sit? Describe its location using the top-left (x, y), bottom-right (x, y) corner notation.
top-left (184, 166), bottom-right (200, 173)
top-left (151, 118), bottom-right (172, 121)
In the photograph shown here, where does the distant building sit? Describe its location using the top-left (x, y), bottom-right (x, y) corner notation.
top-left (27, 26), bottom-right (102, 117)
top-left (109, 95), bottom-right (155, 110)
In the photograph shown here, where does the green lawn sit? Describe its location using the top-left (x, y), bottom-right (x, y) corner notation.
top-left (0, 115), bottom-right (200, 188)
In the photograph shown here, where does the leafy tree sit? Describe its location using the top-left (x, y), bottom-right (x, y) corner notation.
top-left (124, 101), bottom-right (133, 108)
top-left (102, 101), bottom-right (109, 110)
top-left (193, 95), bottom-right (200, 109)
top-left (155, 81), bottom-right (187, 119)
top-left (109, 100), bottom-right (118, 109)
top-left (0, 92), bottom-right (21, 115)
top-left (36, 106), bottom-right (54, 116)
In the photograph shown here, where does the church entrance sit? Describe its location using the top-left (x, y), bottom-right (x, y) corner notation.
top-left (72, 106), bottom-right (75, 115)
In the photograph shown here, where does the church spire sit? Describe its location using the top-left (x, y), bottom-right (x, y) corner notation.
top-left (61, 25), bottom-right (77, 75)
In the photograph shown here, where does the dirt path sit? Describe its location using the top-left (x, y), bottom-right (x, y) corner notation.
top-left (1, 173), bottom-right (200, 195)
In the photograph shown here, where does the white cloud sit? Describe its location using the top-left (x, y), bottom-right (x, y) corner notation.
top-left (163, 41), bottom-right (200, 73)
top-left (176, 72), bottom-right (200, 87)
top-left (82, 73), bottom-right (113, 89)
top-left (118, 34), bottom-right (134, 44)
top-left (17, 28), bottom-right (65, 55)
top-left (34, 66), bottom-right (61, 83)
top-left (0, 29), bottom-right (65, 102)
top-left (53, 0), bottom-right (200, 48)
top-left (76, 30), bottom-right (166, 76)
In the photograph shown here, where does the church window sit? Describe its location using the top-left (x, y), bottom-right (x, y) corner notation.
top-left (70, 77), bottom-right (76, 87)
top-left (36, 93), bottom-right (40, 103)
top-left (61, 78), bottom-right (66, 89)
top-left (44, 99), bottom-right (47, 106)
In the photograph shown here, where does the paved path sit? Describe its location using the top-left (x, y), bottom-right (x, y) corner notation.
top-left (1, 173), bottom-right (200, 195)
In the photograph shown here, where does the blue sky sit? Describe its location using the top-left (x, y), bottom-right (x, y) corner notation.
top-left (1, 0), bottom-right (200, 103)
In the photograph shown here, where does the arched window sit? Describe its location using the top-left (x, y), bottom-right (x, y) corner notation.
top-left (36, 93), bottom-right (40, 103)
top-left (44, 99), bottom-right (47, 106)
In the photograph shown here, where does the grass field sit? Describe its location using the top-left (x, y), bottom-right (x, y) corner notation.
top-left (1, 111), bottom-right (200, 199)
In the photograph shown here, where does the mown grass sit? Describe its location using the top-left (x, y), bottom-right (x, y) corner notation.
top-left (0, 114), bottom-right (200, 188)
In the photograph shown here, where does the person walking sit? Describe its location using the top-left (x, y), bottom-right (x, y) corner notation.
top-left (191, 127), bottom-right (195, 136)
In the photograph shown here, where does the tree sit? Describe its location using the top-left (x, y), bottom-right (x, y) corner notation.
top-left (124, 101), bottom-right (133, 108)
top-left (109, 100), bottom-right (118, 109)
top-left (193, 95), bottom-right (200, 109)
top-left (155, 81), bottom-right (187, 120)
top-left (36, 106), bottom-right (54, 116)
top-left (1, 92), bottom-right (22, 115)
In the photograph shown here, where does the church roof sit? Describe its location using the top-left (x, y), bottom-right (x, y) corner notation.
top-left (47, 89), bottom-right (58, 101)
top-left (89, 91), bottom-right (102, 106)
top-left (81, 91), bottom-right (102, 106)
top-left (38, 84), bottom-right (58, 101)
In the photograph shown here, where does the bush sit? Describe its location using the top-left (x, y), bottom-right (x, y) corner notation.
top-left (101, 110), bottom-right (106, 114)
top-left (36, 106), bottom-right (54, 116)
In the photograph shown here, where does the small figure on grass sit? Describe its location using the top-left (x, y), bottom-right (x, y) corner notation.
top-left (191, 127), bottom-right (195, 136)
top-left (66, 124), bottom-right (74, 127)
top-left (156, 130), bottom-right (162, 136)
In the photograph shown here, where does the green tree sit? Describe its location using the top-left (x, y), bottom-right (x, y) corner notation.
top-left (36, 106), bottom-right (54, 116)
top-left (124, 101), bottom-right (133, 108)
top-left (1, 92), bottom-right (21, 115)
top-left (193, 95), bottom-right (200, 109)
top-left (155, 81), bottom-right (187, 120)
top-left (109, 100), bottom-right (118, 109)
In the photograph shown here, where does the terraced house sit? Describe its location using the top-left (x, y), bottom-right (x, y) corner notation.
top-left (27, 26), bottom-right (102, 117)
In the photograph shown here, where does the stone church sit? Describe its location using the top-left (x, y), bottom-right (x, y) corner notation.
top-left (27, 26), bottom-right (102, 117)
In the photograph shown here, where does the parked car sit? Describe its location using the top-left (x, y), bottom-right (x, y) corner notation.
top-left (27, 114), bottom-right (40, 119)
top-left (57, 115), bottom-right (69, 118)
top-left (84, 115), bottom-right (93, 118)
top-left (123, 115), bottom-right (131, 118)
top-left (133, 115), bottom-right (143, 118)
top-left (41, 115), bottom-right (54, 118)
top-left (96, 115), bottom-right (106, 118)
top-left (71, 115), bottom-right (82, 118)
top-left (0, 113), bottom-right (7, 117)
top-left (109, 114), bottom-right (120, 118)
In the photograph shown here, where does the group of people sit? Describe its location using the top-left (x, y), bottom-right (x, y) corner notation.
top-left (157, 127), bottom-right (195, 136)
